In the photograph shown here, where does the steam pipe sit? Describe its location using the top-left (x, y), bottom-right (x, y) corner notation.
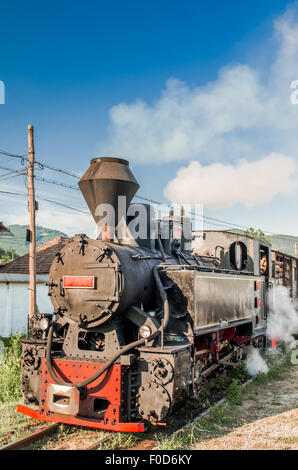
top-left (157, 236), bottom-right (166, 262)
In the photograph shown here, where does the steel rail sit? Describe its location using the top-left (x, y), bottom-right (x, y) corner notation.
top-left (0, 423), bottom-right (59, 450)
top-left (84, 436), bottom-right (112, 450)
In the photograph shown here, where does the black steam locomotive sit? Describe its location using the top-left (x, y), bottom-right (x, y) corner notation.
top-left (19, 157), bottom-right (271, 432)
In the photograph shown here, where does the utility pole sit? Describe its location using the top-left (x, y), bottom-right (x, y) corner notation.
top-left (28, 124), bottom-right (36, 320)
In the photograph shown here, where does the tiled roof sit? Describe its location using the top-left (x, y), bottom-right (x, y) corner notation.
top-left (0, 237), bottom-right (69, 274)
top-left (0, 222), bottom-right (13, 235)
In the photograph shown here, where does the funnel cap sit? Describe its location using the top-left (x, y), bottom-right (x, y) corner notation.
top-left (78, 156), bottom-right (139, 224)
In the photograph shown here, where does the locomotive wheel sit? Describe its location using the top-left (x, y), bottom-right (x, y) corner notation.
top-left (137, 382), bottom-right (171, 423)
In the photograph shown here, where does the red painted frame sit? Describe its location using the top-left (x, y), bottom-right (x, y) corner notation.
top-left (17, 358), bottom-right (144, 433)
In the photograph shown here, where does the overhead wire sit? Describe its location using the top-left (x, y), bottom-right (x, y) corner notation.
top-left (0, 149), bottom-right (80, 178)
top-left (0, 147), bottom-right (296, 238)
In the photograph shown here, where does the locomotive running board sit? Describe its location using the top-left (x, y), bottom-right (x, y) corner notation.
top-left (17, 404), bottom-right (144, 433)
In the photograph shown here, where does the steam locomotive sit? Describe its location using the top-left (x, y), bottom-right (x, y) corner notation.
top-left (18, 157), bottom-right (271, 432)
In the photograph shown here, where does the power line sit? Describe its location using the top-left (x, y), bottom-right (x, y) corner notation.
top-left (37, 196), bottom-right (89, 215)
top-left (35, 176), bottom-right (79, 191)
top-left (0, 189), bottom-right (297, 242)
top-left (0, 149), bottom-right (80, 179)
top-left (0, 190), bottom-right (89, 216)
top-left (0, 177), bottom-right (289, 235)
top-left (0, 190), bottom-right (27, 196)
top-left (33, 176), bottom-right (250, 230)
top-left (0, 166), bottom-right (27, 182)
top-left (0, 147), bottom-right (297, 238)
top-left (0, 166), bottom-right (21, 176)
top-left (134, 195), bottom-right (250, 230)
top-left (35, 162), bottom-right (80, 179)
top-left (0, 149), bottom-right (27, 160)
top-left (0, 164), bottom-right (26, 173)
top-left (0, 148), bottom-right (265, 230)
top-left (0, 190), bottom-right (254, 231)
top-left (0, 160), bottom-right (79, 192)
top-left (0, 173), bottom-right (26, 182)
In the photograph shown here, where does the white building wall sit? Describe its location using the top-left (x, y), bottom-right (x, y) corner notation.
top-left (0, 275), bottom-right (52, 337)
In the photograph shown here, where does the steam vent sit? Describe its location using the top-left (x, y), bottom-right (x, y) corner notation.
top-left (78, 157), bottom-right (139, 224)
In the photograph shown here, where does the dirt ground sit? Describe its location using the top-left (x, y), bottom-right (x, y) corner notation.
top-left (195, 365), bottom-right (298, 450)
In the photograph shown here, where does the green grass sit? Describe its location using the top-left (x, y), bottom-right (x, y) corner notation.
top-left (0, 334), bottom-right (23, 403)
top-left (0, 402), bottom-right (36, 446)
top-left (157, 401), bottom-right (237, 450)
top-left (100, 432), bottom-right (140, 450)
top-left (190, 366), bottom-right (248, 410)
top-left (0, 335), bottom-right (29, 446)
top-left (227, 379), bottom-right (242, 405)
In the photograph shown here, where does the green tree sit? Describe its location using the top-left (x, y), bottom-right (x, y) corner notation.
top-left (244, 227), bottom-right (271, 243)
top-left (0, 249), bottom-right (19, 265)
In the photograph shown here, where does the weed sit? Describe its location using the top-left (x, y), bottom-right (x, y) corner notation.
top-left (227, 379), bottom-right (242, 405)
top-left (0, 404), bottom-right (33, 446)
top-left (0, 334), bottom-right (23, 403)
top-left (157, 433), bottom-right (189, 450)
top-left (58, 424), bottom-right (77, 437)
top-left (100, 432), bottom-right (140, 450)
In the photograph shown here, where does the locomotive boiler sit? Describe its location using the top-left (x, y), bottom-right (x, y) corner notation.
top-left (18, 157), bottom-right (268, 432)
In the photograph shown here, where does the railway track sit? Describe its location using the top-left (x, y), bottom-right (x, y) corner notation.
top-left (55, 434), bottom-right (112, 451)
top-left (0, 382), bottom-right (251, 451)
top-left (0, 423), bottom-right (59, 450)
top-left (0, 362), bottom-right (272, 451)
top-left (0, 423), bottom-right (113, 451)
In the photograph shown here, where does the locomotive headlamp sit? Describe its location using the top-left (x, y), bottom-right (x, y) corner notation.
top-left (139, 325), bottom-right (151, 339)
top-left (39, 317), bottom-right (50, 331)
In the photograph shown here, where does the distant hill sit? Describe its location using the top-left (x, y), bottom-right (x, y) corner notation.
top-left (1, 225), bottom-right (297, 258)
top-left (0, 225), bottom-right (68, 256)
top-left (269, 234), bottom-right (298, 257)
top-left (227, 229), bottom-right (298, 257)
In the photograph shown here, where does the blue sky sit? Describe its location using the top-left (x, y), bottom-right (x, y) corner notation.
top-left (0, 0), bottom-right (298, 237)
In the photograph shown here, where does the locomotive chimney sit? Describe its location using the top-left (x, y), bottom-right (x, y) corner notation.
top-left (78, 157), bottom-right (139, 239)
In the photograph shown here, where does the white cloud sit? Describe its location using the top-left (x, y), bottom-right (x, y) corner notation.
top-left (35, 205), bottom-right (95, 238)
top-left (0, 182), bottom-right (95, 237)
top-left (1, 197), bottom-right (95, 237)
top-left (163, 153), bottom-right (297, 209)
top-left (98, 5), bottom-right (298, 168)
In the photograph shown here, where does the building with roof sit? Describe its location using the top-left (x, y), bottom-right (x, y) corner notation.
top-left (0, 237), bottom-right (68, 337)
top-left (0, 221), bottom-right (13, 236)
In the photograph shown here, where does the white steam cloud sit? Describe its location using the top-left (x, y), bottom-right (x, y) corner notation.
top-left (246, 347), bottom-right (269, 376)
top-left (163, 154), bottom-right (297, 208)
top-left (268, 285), bottom-right (298, 347)
top-left (246, 285), bottom-right (298, 376)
